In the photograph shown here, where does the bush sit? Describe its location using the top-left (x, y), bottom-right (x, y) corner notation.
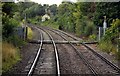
top-left (2, 14), bottom-right (20, 38)
top-left (98, 40), bottom-right (117, 54)
top-left (75, 16), bottom-right (86, 36)
top-left (103, 19), bottom-right (120, 43)
top-left (6, 35), bottom-right (26, 47)
top-left (89, 34), bottom-right (97, 41)
top-left (98, 19), bottom-right (120, 59)
top-left (41, 20), bottom-right (59, 29)
top-left (75, 16), bottom-right (96, 37)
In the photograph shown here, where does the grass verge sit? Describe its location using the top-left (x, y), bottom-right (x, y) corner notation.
top-left (2, 41), bottom-right (21, 72)
top-left (98, 41), bottom-right (117, 54)
top-left (27, 27), bottom-right (33, 40)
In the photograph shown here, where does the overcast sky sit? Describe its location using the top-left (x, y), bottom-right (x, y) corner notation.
top-left (30, 0), bottom-right (77, 5)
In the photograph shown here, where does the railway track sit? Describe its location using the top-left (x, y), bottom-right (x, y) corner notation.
top-left (44, 27), bottom-right (99, 75)
top-left (27, 27), bottom-right (43, 76)
top-left (41, 27), bottom-right (120, 75)
top-left (27, 27), bottom-right (60, 76)
top-left (27, 25), bottom-right (120, 75)
top-left (50, 28), bottom-right (120, 74)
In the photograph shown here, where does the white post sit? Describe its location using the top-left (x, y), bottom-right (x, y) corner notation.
top-left (99, 27), bottom-right (101, 41)
top-left (103, 16), bottom-right (107, 35)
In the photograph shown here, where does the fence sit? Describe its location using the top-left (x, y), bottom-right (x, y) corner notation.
top-left (14, 26), bottom-right (28, 40)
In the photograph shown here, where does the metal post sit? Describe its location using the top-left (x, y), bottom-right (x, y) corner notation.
top-left (24, 13), bottom-right (27, 40)
top-left (103, 27), bottom-right (106, 35)
top-left (118, 37), bottom-right (120, 67)
top-left (98, 27), bottom-right (101, 41)
top-left (103, 16), bottom-right (107, 35)
top-left (25, 27), bottom-right (28, 40)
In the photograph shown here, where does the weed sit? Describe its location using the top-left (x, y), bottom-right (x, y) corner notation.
top-left (2, 41), bottom-right (21, 72)
top-left (98, 40), bottom-right (117, 55)
top-left (27, 27), bottom-right (33, 40)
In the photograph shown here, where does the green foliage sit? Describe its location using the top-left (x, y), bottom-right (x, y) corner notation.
top-left (98, 19), bottom-right (120, 59)
top-left (102, 19), bottom-right (120, 43)
top-left (2, 14), bottom-right (20, 38)
top-left (13, 12), bottom-right (21, 21)
top-left (57, 2), bottom-right (76, 32)
top-left (27, 27), bottom-right (33, 40)
top-left (84, 22), bottom-right (96, 36)
top-left (49, 4), bottom-right (57, 15)
top-left (2, 2), bottom-right (18, 17)
top-left (89, 34), bottom-right (97, 41)
top-left (27, 16), bottom-right (41, 24)
top-left (41, 19), bottom-right (59, 29)
top-left (22, 3), bottom-right (48, 19)
top-left (94, 2), bottom-right (120, 27)
top-left (98, 40), bottom-right (116, 54)
top-left (6, 35), bottom-right (26, 47)
top-left (74, 15), bottom-right (96, 37)
top-left (56, 2), bottom-right (97, 37)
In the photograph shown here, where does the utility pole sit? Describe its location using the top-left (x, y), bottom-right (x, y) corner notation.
top-left (24, 13), bottom-right (27, 40)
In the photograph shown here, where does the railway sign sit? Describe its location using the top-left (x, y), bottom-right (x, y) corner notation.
top-left (103, 20), bottom-right (107, 28)
top-left (103, 16), bottom-right (107, 35)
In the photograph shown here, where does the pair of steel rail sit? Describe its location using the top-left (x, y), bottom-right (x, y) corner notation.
top-left (27, 27), bottom-right (60, 76)
top-left (53, 28), bottom-right (120, 74)
top-left (27, 26), bottom-right (120, 76)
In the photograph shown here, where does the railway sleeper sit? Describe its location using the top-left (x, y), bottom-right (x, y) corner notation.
top-left (29, 40), bottom-right (98, 44)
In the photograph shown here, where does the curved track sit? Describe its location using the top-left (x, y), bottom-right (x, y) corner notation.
top-left (27, 27), bottom-right (43, 76)
top-left (44, 27), bottom-right (99, 75)
top-left (39, 27), bottom-right (60, 76)
top-left (51, 28), bottom-right (120, 74)
top-left (27, 25), bottom-right (120, 75)
top-left (27, 27), bottom-right (60, 76)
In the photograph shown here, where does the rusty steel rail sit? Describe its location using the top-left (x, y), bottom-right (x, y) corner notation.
top-left (46, 28), bottom-right (99, 76)
top-left (38, 27), bottom-right (60, 76)
top-left (27, 27), bottom-right (43, 76)
top-left (83, 43), bottom-right (120, 73)
top-left (53, 28), bottom-right (120, 74)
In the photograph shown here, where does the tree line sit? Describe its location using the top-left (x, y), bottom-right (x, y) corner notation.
top-left (2, 1), bottom-right (120, 59)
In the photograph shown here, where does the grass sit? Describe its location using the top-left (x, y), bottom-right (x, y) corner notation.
top-left (27, 27), bottom-right (33, 40)
top-left (98, 40), bottom-right (117, 54)
top-left (2, 41), bottom-right (21, 72)
top-left (0, 42), bottom-right (2, 74)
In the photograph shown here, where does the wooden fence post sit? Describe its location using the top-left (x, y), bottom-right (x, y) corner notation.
top-left (25, 27), bottom-right (28, 40)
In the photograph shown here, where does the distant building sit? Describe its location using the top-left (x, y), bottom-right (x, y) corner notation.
top-left (41, 14), bottom-right (50, 22)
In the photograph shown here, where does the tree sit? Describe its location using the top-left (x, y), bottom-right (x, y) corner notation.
top-left (94, 2), bottom-right (120, 27)
top-left (2, 2), bottom-right (18, 17)
top-left (49, 4), bottom-right (57, 15)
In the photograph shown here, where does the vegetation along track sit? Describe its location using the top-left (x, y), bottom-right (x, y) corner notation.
top-left (43, 26), bottom-right (120, 75)
top-left (27, 27), bottom-right (60, 76)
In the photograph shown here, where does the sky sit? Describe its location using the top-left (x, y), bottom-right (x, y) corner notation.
top-left (30, 0), bottom-right (77, 5)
